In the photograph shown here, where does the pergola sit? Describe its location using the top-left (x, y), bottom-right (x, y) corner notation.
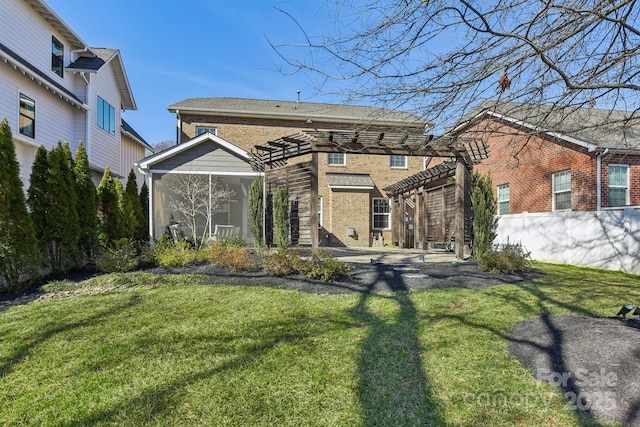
top-left (250, 129), bottom-right (488, 258)
top-left (250, 130), bottom-right (487, 171)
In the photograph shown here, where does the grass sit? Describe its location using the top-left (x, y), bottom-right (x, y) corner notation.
top-left (0, 264), bottom-right (636, 426)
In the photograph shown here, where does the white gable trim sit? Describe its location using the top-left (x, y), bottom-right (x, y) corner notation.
top-left (136, 132), bottom-right (251, 171)
top-left (484, 111), bottom-right (599, 152)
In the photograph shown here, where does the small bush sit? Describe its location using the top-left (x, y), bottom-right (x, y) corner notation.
top-left (263, 247), bottom-right (305, 277)
top-left (96, 238), bottom-right (138, 273)
top-left (298, 249), bottom-right (350, 282)
top-left (220, 235), bottom-right (247, 247)
top-left (478, 245), bottom-right (529, 274)
top-left (198, 240), bottom-right (257, 272)
top-left (154, 240), bottom-right (196, 267)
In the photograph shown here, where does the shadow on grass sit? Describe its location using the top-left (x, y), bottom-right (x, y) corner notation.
top-left (349, 265), bottom-right (445, 426)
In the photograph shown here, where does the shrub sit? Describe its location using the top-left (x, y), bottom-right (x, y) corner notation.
top-left (263, 247), bottom-right (305, 277)
top-left (298, 249), bottom-right (351, 282)
top-left (478, 245), bottom-right (529, 274)
top-left (215, 246), bottom-right (258, 272)
top-left (248, 178), bottom-right (264, 253)
top-left (96, 238), bottom-right (138, 273)
top-left (220, 235), bottom-right (247, 247)
top-left (274, 185), bottom-right (289, 248)
top-left (154, 240), bottom-right (196, 267)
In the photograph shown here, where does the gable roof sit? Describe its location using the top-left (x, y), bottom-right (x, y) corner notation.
top-left (23, 0), bottom-right (86, 51)
top-left (454, 101), bottom-right (640, 153)
top-left (68, 48), bottom-right (136, 111)
top-left (168, 97), bottom-right (430, 129)
top-left (136, 132), bottom-right (251, 171)
top-left (21, 0), bottom-right (136, 111)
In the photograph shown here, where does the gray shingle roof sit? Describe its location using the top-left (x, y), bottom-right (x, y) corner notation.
top-left (168, 97), bottom-right (429, 128)
top-left (460, 101), bottom-right (640, 151)
top-left (67, 48), bottom-right (117, 71)
top-left (325, 173), bottom-right (375, 188)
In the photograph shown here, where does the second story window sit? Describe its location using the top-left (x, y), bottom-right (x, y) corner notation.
top-left (19, 93), bottom-right (35, 138)
top-left (608, 165), bottom-right (629, 207)
top-left (390, 155), bottom-right (407, 169)
top-left (327, 152), bottom-right (345, 166)
top-left (97, 96), bottom-right (115, 135)
top-left (51, 36), bottom-right (64, 77)
top-left (196, 126), bottom-right (217, 136)
top-left (497, 184), bottom-right (510, 215)
top-left (552, 170), bottom-right (571, 211)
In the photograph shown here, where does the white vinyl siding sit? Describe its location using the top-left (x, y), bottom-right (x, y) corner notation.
top-left (90, 69), bottom-right (121, 175)
top-left (608, 165), bottom-right (629, 207)
top-left (553, 170), bottom-right (571, 211)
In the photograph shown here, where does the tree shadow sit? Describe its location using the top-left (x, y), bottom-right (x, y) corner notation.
top-left (349, 265), bottom-right (446, 426)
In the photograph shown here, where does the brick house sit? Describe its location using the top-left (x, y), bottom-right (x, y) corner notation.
top-left (450, 102), bottom-right (640, 214)
top-left (154, 97), bottom-right (432, 247)
top-left (444, 101), bottom-right (640, 272)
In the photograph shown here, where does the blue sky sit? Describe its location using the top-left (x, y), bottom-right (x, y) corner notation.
top-left (46, 0), bottom-right (344, 146)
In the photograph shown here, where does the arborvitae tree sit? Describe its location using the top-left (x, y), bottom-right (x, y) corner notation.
top-left (273, 185), bottom-right (289, 248)
top-left (28, 145), bottom-right (51, 258)
top-left (139, 180), bottom-right (150, 242)
top-left (248, 178), bottom-right (264, 252)
top-left (46, 143), bottom-right (81, 272)
top-left (74, 142), bottom-right (98, 260)
top-left (471, 170), bottom-right (498, 260)
top-left (0, 119), bottom-right (40, 289)
top-left (97, 167), bottom-right (122, 245)
top-left (115, 178), bottom-right (134, 240)
top-left (125, 169), bottom-right (146, 242)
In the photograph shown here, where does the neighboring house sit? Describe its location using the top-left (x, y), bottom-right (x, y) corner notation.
top-left (0, 0), bottom-right (151, 189)
top-left (448, 101), bottom-right (640, 273)
top-left (146, 97), bottom-right (432, 247)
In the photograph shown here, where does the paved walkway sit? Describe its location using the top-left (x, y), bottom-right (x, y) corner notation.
top-left (324, 246), bottom-right (460, 264)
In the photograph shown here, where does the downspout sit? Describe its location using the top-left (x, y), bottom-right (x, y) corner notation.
top-left (596, 148), bottom-right (609, 211)
top-left (176, 109), bottom-right (182, 144)
top-left (81, 72), bottom-right (91, 160)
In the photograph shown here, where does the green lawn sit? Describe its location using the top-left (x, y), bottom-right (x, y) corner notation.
top-left (0, 264), bottom-right (636, 426)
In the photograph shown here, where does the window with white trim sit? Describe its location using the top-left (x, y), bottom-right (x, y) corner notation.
top-left (373, 198), bottom-right (391, 229)
top-left (97, 96), bottom-right (115, 135)
top-left (19, 94), bottom-right (35, 138)
top-left (196, 126), bottom-right (217, 136)
top-left (497, 184), bottom-right (510, 215)
top-left (608, 164), bottom-right (629, 207)
top-left (390, 155), bottom-right (407, 168)
top-left (318, 196), bottom-right (323, 228)
top-left (552, 170), bottom-right (571, 211)
top-left (51, 36), bottom-right (63, 77)
top-left (327, 152), bottom-right (345, 166)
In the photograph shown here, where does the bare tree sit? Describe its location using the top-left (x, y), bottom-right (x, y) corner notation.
top-left (271, 0), bottom-right (640, 138)
top-left (168, 174), bottom-right (236, 248)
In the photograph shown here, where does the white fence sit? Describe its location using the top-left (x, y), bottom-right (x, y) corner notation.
top-left (495, 210), bottom-right (640, 275)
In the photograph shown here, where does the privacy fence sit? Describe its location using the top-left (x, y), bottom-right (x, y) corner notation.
top-left (495, 209), bottom-right (640, 275)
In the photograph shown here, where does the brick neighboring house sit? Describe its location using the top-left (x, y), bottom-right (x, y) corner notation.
top-left (155, 97), bottom-right (431, 247)
top-left (450, 102), bottom-right (640, 213)
top-left (445, 101), bottom-right (640, 273)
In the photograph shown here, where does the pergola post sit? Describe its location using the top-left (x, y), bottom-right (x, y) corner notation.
top-left (454, 160), bottom-right (471, 259)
